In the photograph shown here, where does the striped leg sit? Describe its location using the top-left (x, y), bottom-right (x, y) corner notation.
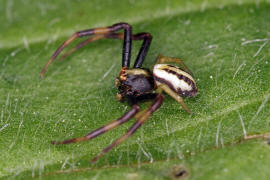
top-left (156, 54), bottom-right (193, 75)
top-left (41, 22), bottom-right (132, 78)
top-left (51, 105), bottom-right (139, 145)
top-left (59, 32), bottom-right (152, 68)
top-left (90, 94), bottom-right (164, 163)
top-left (59, 35), bottom-right (106, 61)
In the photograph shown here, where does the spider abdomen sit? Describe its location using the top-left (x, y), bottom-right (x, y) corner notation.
top-left (153, 64), bottom-right (197, 97)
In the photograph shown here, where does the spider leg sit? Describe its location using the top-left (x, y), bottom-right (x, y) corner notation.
top-left (59, 35), bottom-right (105, 61)
top-left (59, 32), bottom-right (152, 68)
top-left (156, 54), bottom-right (193, 75)
top-left (132, 32), bottom-right (152, 68)
top-left (51, 105), bottom-right (139, 145)
top-left (90, 94), bottom-right (164, 163)
top-left (40, 22), bottom-right (132, 78)
top-left (159, 84), bottom-right (192, 114)
top-left (58, 33), bottom-right (123, 61)
top-left (104, 32), bottom-right (152, 68)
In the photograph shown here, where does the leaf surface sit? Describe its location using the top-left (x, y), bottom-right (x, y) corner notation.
top-left (1, 0), bottom-right (270, 179)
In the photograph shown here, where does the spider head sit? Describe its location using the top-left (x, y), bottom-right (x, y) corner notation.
top-left (115, 67), bottom-right (155, 102)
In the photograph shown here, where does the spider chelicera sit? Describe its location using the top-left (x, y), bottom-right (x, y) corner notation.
top-left (41, 22), bottom-right (198, 163)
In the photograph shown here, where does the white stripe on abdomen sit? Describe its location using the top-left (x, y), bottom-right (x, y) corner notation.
top-left (153, 66), bottom-right (192, 91)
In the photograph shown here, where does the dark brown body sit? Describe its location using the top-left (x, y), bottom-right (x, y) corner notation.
top-left (115, 68), bottom-right (156, 103)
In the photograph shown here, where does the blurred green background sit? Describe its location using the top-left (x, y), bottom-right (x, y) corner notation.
top-left (1, 0), bottom-right (270, 179)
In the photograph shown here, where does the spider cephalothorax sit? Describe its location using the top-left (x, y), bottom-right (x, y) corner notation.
top-left (40, 22), bottom-right (197, 163)
top-left (115, 67), bottom-right (155, 103)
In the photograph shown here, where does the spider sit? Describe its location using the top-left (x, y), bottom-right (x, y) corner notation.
top-left (40, 22), bottom-right (198, 163)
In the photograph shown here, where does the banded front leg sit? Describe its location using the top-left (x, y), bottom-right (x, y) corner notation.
top-left (41, 22), bottom-right (132, 77)
top-left (59, 32), bottom-right (152, 68)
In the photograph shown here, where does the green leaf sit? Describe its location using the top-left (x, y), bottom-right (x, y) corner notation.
top-left (1, 0), bottom-right (270, 179)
